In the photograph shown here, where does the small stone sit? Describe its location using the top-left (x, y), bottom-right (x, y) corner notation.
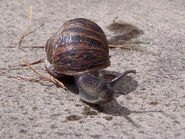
top-left (81, 106), bottom-right (98, 116)
top-left (150, 101), bottom-right (159, 105)
top-left (19, 129), bottom-right (27, 134)
top-left (66, 115), bottom-right (83, 121)
top-left (104, 116), bottom-right (113, 121)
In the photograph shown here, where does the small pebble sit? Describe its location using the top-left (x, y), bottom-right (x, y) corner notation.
top-left (104, 116), bottom-right (113, 121)
top-left (66, 115), bottom-right (83, 121)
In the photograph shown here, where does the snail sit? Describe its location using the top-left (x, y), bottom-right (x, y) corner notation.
top-left (45, 18), bottom-right (136, 104)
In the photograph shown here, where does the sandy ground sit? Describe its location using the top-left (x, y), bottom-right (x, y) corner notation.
top-left (0, 0), bottom-right (185, 138)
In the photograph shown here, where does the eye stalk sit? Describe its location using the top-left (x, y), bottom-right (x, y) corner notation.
top-left (108, 70), bottom-right (136, 87)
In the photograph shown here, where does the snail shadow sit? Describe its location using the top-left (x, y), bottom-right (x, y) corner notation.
top-left (100, 99), bottom-right (163, 127)
top-left (107, 22), bottom-right (144, 45)
top-left (104, 70), bottom-right (138, 97)
top-left (58, 71), bottom-right (163, 127)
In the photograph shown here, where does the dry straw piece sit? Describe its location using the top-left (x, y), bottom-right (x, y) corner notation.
top-left (22, 59), bottom-right (67, 90)
top-left (18, 5), bottom-right (32, 50)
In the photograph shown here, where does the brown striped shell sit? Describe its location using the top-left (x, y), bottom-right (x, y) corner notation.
top-left (45, 18), bottom-right (110, 76)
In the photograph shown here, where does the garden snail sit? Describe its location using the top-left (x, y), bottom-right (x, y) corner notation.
top-left (45, 18), bottom-right (136, 104)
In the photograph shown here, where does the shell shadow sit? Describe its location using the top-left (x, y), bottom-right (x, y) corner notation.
top-left (54, 76), bottom-right (79, 94)
top-left (107, 22), bottom-right (144, 45)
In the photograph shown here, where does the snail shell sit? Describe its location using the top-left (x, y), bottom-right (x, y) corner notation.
top-left (45, 18), bottom-right (110, 76)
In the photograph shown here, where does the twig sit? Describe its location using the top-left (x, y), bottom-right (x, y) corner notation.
top-left (49, 75), bottom-right (68, 89)
top-left (0, 67), bottom-right (44, 71)
top-left (109, 41), bottom-right (150, 47)
top-left (24, 23), bottom-right (44, 37)
top-left (109, 43), bottom-right (157, 55)
top-left (126, 41), bottom-right (150, 45)
top-left (3, 45), bottom-right (45, 48)
top-left (9, 76), bottom-right (40, 82)
top-left (109, 41), bottom-right (150, 50)
top-left (109, 44), bottom-right (145, 51)
top-left (19, 58), bottom-right (44, 67)
top-left (0, 59), bottom-right (44, 70)
top-left (22, 59), bottom-right (51, 81)
top-left (109, 45), bottom-right (132, 49)
top-left (112, 16), bottom-right (118, 23)
top-left (22, 59), bottom-right (67, 89)
top-left (18, 5), bottom-right (32, 50)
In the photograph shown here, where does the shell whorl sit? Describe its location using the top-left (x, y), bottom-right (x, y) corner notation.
top-left (45, 18), bottom-right (110, 75)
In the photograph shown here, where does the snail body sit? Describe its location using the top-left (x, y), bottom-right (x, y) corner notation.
top-left (45, 18), bottom-right (136, 104)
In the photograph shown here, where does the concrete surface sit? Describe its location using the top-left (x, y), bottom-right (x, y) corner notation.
top-left (0, 0), bottom-right (185, 138)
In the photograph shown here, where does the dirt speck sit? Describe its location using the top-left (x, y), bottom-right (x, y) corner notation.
top-left (150, 101), bottom-right (159, 105)
top-left (104, 116), bottom-right (113, 121)
top-left (82, 106), bottom-right (98, 116)
top-left (66, 115), bottom-right (83, 121)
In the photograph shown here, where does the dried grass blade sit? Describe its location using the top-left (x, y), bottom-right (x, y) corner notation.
top-left (18, 5), bottom-right (32, 50)
top-left (22, 59), bottom-right (67, 89)
top-left (20, 59), bottom-right (44, 67)
top-left (10, 76), bottom-right (39, 82)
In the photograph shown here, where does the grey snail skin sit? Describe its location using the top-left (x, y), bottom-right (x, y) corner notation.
top-left (45, 18), bottom-right (136, 104)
